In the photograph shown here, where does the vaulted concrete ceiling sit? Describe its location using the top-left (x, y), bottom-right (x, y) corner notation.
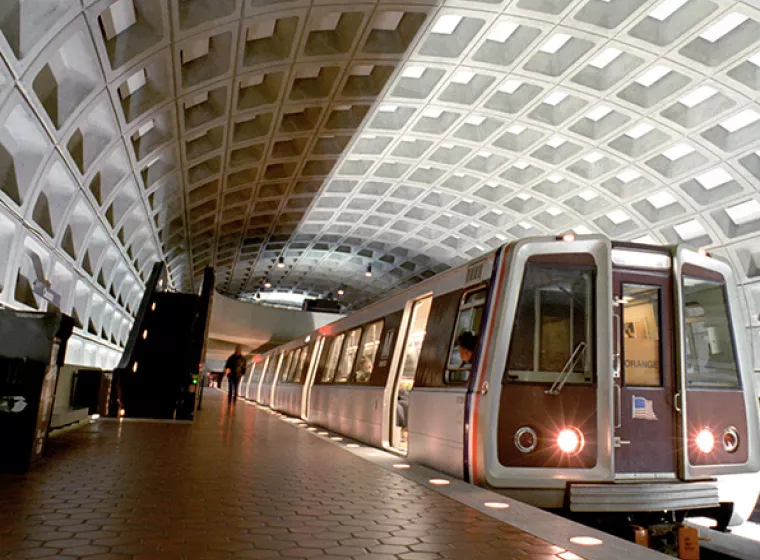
top-left (1, 0), bottom-right (759, 330)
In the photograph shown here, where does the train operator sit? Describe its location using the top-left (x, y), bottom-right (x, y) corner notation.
top-left (456, 331), bottom-right (477, 367)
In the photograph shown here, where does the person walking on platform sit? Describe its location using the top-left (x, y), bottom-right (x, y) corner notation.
top-left (224, 345), bottom-right (247, 406)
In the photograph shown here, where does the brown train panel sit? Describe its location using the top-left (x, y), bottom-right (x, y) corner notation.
top-left (681, 262), bottom-right (724, 283)
top-left (368, 310), bottom-right (404, 387)
top-left (498, 384), bottom-right (598, 469)
top-left (686, 390), bottom-right (749, 466)
top-left (617, 386), bottom-right (677, 473)
top-left (414, 289), bottom-right (464, 389)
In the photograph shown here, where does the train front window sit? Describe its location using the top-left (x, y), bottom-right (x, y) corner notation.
top-left (682, 277), bottom-right (740, 389)
top-left (335, 328), bottom-right (361, 383)
top-left (445, 288), bottom-right (487, 384)
top-left (322, 334), bottom-right (344, 382)
top-left (622, 285), bottom-right (662, 387)
top-left (505, 264), bottom-right (595, 385)
top-left (354, 320), bottom-right (383, 384)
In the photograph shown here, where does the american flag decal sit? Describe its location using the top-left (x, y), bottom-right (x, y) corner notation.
top-left (632, 396), bottom-right (658, 421)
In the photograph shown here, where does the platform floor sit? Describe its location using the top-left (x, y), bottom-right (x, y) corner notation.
top-left (1, 390), bottom-right (657, 560)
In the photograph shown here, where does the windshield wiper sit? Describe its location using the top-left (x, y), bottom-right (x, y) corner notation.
top-left (545, 342), bottom-right (587, 396)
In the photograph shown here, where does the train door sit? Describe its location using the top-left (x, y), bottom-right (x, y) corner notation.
top-left (676, 250), bottom-right (758, 484)
top-left (612, 269), bottom-right (677, 478)
top-left (388, 296), bottom-right (432, 452)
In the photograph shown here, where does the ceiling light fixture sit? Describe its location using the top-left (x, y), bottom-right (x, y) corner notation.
top-left (365, 265), bottom-right (372, 278)
top-left (264, 280), bottom-right (272, 289)
top-left (720, 110), bottom-right (760, 133)
top-left (488, 21), bottom-right (519, 43)
top-left (432, 14), bottom-right (463, 35)
top-left (540, 33), bottom-right (572, 54)
top-left (544, 91), bottom-right (568, 106)
top-left (663, 143), bottom-right (695, 161)
top-left (674, 219), bottom-right (706, 240)
top-left (700, 13), bottom-right (747, 43)
top-left (647, 191), bottom-right (677, 209)
top-left (636, 65), bottom-right (671, 87)
top-left (586, 105), bottom-right (612, 122)
top-left (679, 85), bottom-right (718, 108)
top-left (277, 256), bottom-right (285, 268)
top-left (617, 169), bottom-right (641, 183)
top-left (695, 168), bottom-right (732, 190)
top-left (337, 287), bottom-right (345, 296)
top-left (626, 123), bottom-right (654, 139)
top-left (499, 80), bottom-right (523, 94)
top-left (589, 47), bottom-right (622, 69)
top-left (402, 66), bottom-right (426, 79)
top-left (649, 0), bottom-right (689, 22)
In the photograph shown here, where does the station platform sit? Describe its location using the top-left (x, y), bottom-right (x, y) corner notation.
top-left (0, 390), bottom-right (667, 560)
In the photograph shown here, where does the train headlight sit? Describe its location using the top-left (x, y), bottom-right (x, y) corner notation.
top-left (514, 427), bottom-right (538, 453)
top-left (557, 428), bottom-right (584, 454)
top-left (695, 429), bottom-right (715, 453)
top-left (722, 427), bottom-right (739, 453)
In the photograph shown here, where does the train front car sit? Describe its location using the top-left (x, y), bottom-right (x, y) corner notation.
top-left (469, 236), bottom-right (760, 527)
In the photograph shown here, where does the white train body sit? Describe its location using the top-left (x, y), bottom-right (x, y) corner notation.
top-left (244, 237), bottom-right (760, 524)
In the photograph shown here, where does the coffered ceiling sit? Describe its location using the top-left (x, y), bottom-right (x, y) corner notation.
top-left (1, 0), bottom-right (759, 327)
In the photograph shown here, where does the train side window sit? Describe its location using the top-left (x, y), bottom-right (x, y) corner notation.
top-left (280, 351), bottom-right (291, 382)
top-left (256, 357), bottom-right (267, 384)
top-left (354, 320), bottom-right (384, 383)
top-left (682, 276), bottom-right (740, 389)
top-left (288, 348), bottom-right (303, 382)
top-left (266, 354), bottom-right (281, 384)
top-left (282, 350), bottom-right (296, 383)
top-left (294, 345), bottom-right (310, 383)
top-left (445, 288), bottom-right (487, 384)
top-left (335, 327), bottom-right (362, 383)
top-left (505, 264), bottom-right (595, 385)
top-left (322, 334), bottom-right (345, 383)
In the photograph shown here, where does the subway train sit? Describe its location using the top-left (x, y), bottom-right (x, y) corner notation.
top-left (240, 236), bottom-right (760, 526)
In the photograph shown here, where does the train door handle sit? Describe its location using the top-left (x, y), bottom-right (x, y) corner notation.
top-left (614, 436), bottom-right (631, 448)
top-left (674, 392), bottom-right (682, 413)
top-left (614, 384), bottom-right (622, 429)
top-left (480, 381), bottom-right (489, 396)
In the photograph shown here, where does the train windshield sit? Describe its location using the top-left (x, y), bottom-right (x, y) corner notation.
top-left (682, 277), bottom-right (740, 389)
top-left (504, 264), bottom-right (595, 385)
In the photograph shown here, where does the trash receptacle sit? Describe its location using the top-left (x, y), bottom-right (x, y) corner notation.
top-left (0, 310), bottom-right (74, 472)
top-left (71, 369), bottom-right (113, 416)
